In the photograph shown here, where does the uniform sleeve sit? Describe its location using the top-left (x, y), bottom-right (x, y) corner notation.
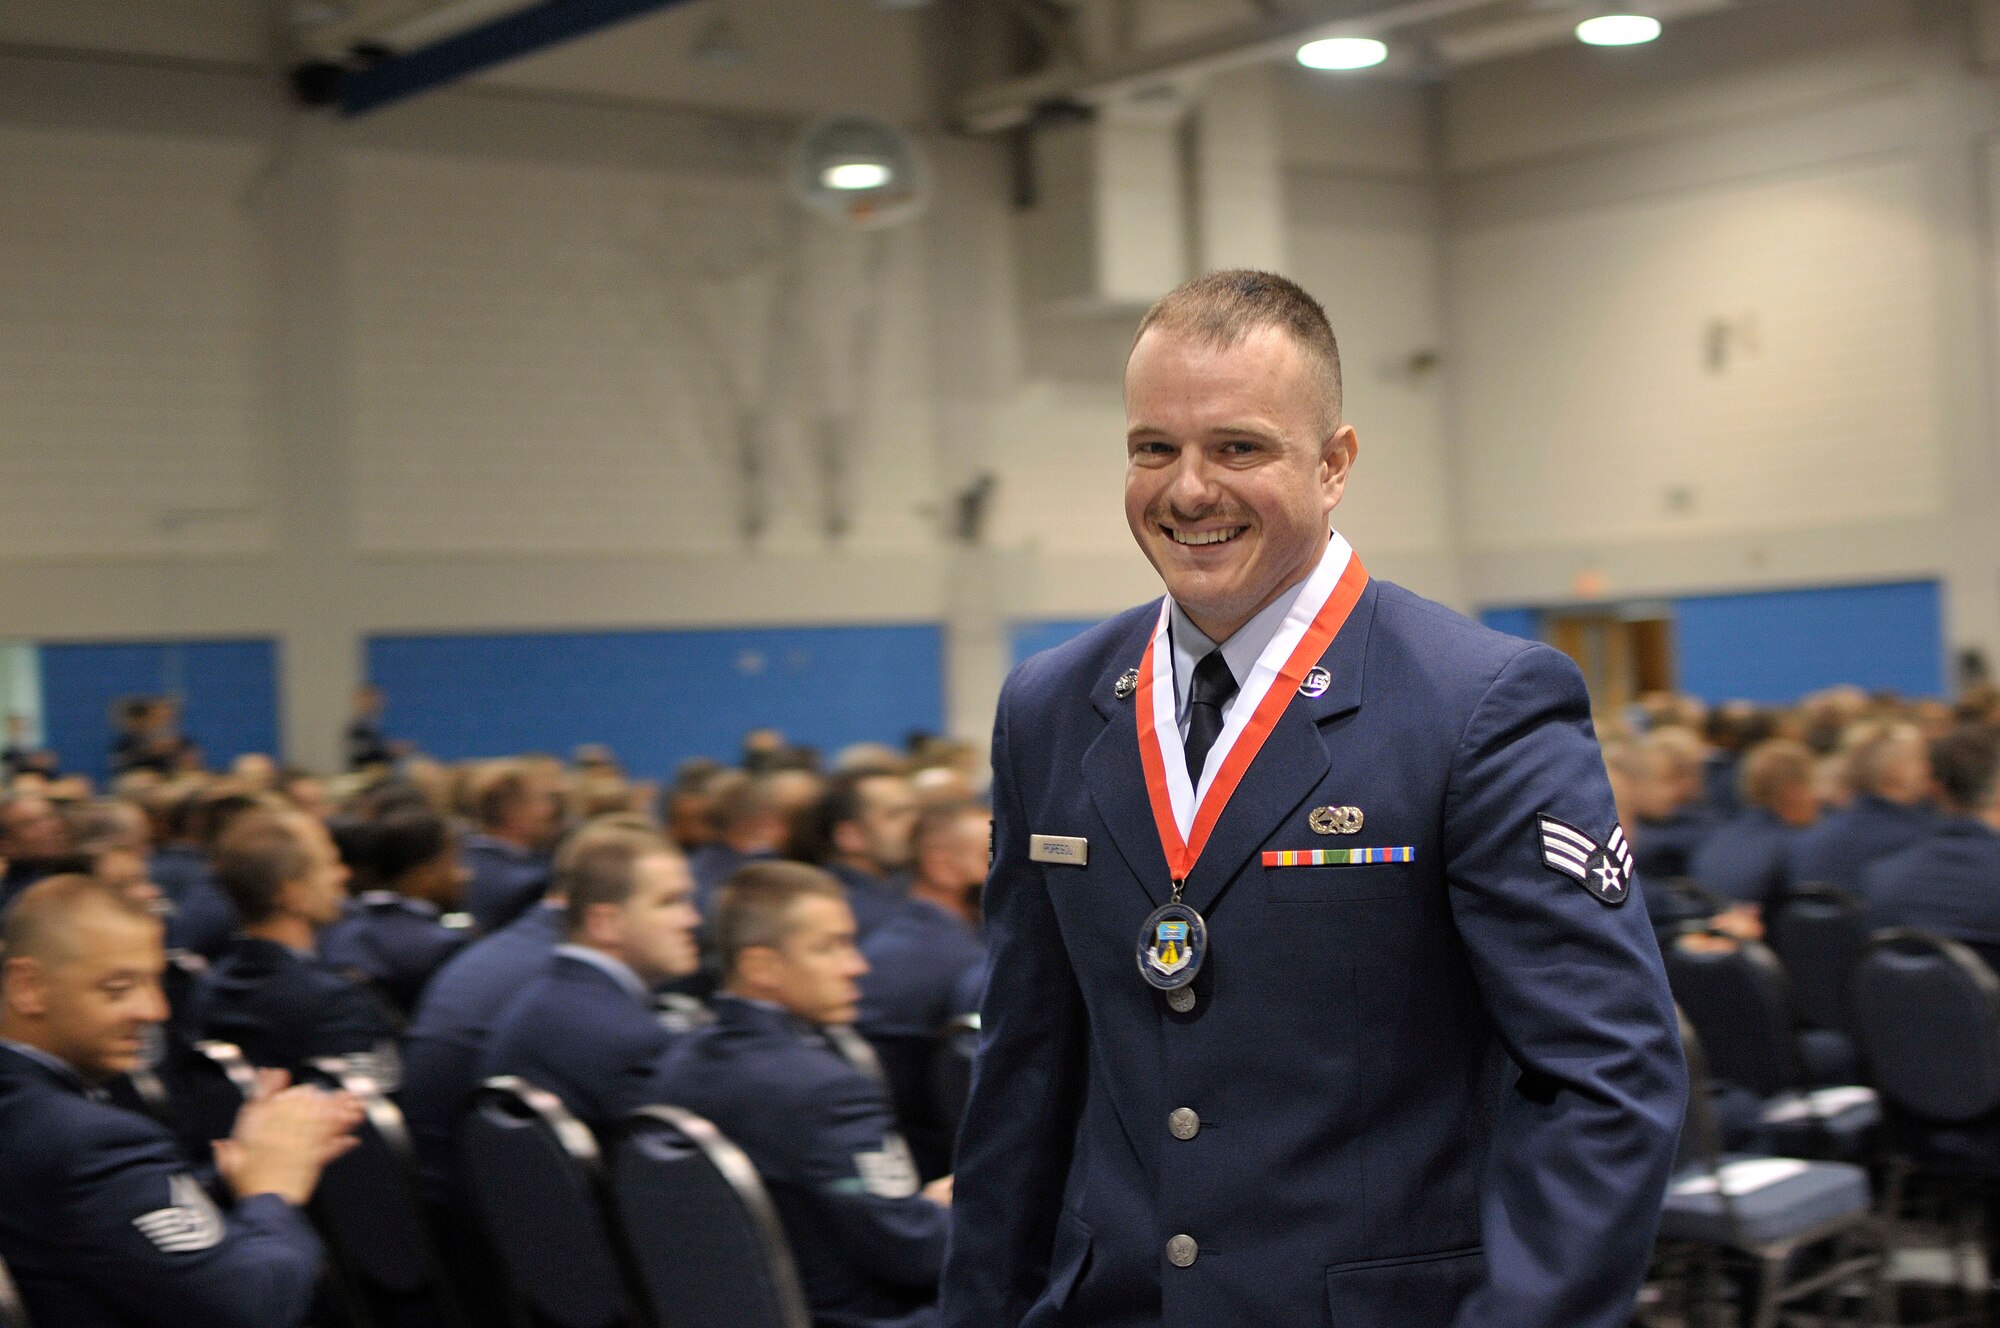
top-left (938, 674), bottom-right (1090, 1328)
top-left (1441, 644), bottom-right (1687, 1328)
top-left (795, 1074), bottom-right (950, 1288)
top-left (305, 979), bottom-right (399, 1060)
top-left (60, 1124), bottom-right (323, 1328)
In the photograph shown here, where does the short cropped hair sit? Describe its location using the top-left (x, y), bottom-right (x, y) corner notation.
top-left (471, 763), bottom-right (535, 829)
top-left (213, 813), bottom-right (313, 926)
top-left (1845, 720), bottom-right (1924, 798)
top-left (1737, 739), bottom-right (1816, 810)
top-left (1930, 726), bottom-right (2000, 814)
top-left (373, 809), bottom-right (452, 885)
top-left (713, 861), bottom-right (844, 978)
top-left (557, 823), bottom-right (671, 935)
top-left (1134, 269), bottom-right (1344, 429)
top-left (3, 873), bottom-right (158, 965)
top-left (912, 800), bottom-right (985, 860)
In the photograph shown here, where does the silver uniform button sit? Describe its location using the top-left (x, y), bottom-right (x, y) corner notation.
top-left (1166, 1234), bottom-right (1198, 1267)
top-left (1166, 987), bottom-right (1196, 1013)
top-left (1168, 1107), bottom-right (1200, 1140)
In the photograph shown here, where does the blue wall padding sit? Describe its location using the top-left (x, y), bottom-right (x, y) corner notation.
top-left (1477, 608), bottom-right (1541, 643)
top-left (40, 639), bottom-right (282, 784)
top-left (366, 624), bottom-right (943, 777)
top-left (1010, 619), bottom-right (1107, 668)
top-left (1673, 580), bottom-right (1945, 703)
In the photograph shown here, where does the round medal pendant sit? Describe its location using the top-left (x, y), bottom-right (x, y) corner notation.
top-left (1137, 901), bottom-right (1207, 991)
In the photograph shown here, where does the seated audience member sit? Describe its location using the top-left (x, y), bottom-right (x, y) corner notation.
top-left (1688, 739), bottom-right (1819, 910)
top-left (461, 763), bottom-right (558, 933)
top-left (789, 770), bottom-right (921, 941)
top-left (662, 760), bottom-right (726, 852)
top-left (651, 862), bottom-right (951, 1328)
top-left (193, 811), bottom-right (396, 1073)
top-left (1, 712), bottom-right (58, 782)
top-left (398, 818), bottom-right (603, 1200)
top-left (482, 825), bottom-right (698, 1134)
top-left (1788, 719), bottom-right (1936, 895)
top-left (857, 802), bottom-right (990, 1178)
top-left (0, 791), bottom-right (77, 905)
top-left (1862, 727), bottom-right (2000, 963)
top-left (321, 808), bottom-right (470, 1014)
top-left (149, 789), bottom-right (259, 960)
top-left (0, 873), bottom-right (361, 1328)
top-left (1700, 702), bottom-right (1774, 818)
top-left (1631, 728), bottom-right (1717, 880)
top-left (1604, 741), bottom-right (1756, 939)
top-left (689, 771), bottom-right (789, 915)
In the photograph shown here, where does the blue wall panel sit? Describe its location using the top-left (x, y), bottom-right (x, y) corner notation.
top-left (1674, 580), bottom-right (1945, 703)
top-left (40, 639), bottom-right (282, 784)
top-left (1478, 608), bottom-right (1541, 643)
top-left (1010, 619), bottom-right (1106, 668)
top-left (366, 624), bottom-right (944, 777)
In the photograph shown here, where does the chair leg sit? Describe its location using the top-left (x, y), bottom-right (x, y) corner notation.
top-left (1750, 1251), bottom-right (1786, 1328)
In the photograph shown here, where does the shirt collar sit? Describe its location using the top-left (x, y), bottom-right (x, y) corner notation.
top-left (1168, 533), bottom-right (1337, 728)
top-left (359, 890), bottom-right (439, 918)
top-left (552, 943), bottom-right (651, 1008)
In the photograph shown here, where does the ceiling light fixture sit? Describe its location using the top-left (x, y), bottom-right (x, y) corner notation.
top-left (1575, 14), bottom-right (1662, 46)
top-left (821, 160), bottom-right (894, 191)
top-left (1295, 37), bottom-right (1388, 71)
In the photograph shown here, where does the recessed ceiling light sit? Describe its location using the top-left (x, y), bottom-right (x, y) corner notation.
top-left (821, 161), bottom-right (894, 191)
top-left (1575, 14), bottom-right (1662, 46)
top-left (1295, 37), bottom-right (1388, 71)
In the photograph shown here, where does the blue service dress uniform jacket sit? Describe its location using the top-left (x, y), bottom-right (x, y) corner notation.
top-left (651, 995), bottom-right (949, 1328)
top-left (1862, 819), bottom-right (2000, 955)
top-left (1788, 794), bottom-right (1936, 896)
top-left (0, 1045), bottom-right (323, 1328)
top-left (939, 577), bottom-right (1687, 1328)
top-left (481, 950), bottom-right (674, 1136)
top-left (191, 936), bottom-right (397, 1074)
top-left (320, 892), bottom-right (469, 1014)
top-left (1689, 807), bottom-right (1798, 909)
top-left (460, 835), bottom-right (551, 934)
top-left (398, 902), bottom-right (565, 1201)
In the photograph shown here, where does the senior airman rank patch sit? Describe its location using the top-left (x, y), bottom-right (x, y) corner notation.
top-left (1538, 814), bottom-right (1633, 906)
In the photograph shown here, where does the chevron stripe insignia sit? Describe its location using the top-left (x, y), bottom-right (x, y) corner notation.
top-left (1538, 814), bottom-right (1633, 907)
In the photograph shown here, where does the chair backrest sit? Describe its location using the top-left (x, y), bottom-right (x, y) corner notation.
top-left (610, 1105), bottom-right (811, 1328)
top-left (461, 1077), bottom-right (644, 1328)
top-left (1766, 885), bottom-right (1868, 1032)
top-left (305, 1058), bottom-right (460, 1317)
top-left (929, 1014), bottom-right (979, 1141)
top-left (1663, 932), bottom-right (1799, 1097)
top-left (1849, 929), bottom-right (2000, 1123)
top-left (151, 1040), bottom-right (256, 1158)
top-left (0, 1249), bottom-right (30, 1328)
top-left (1672, 1005), bottom-right (1725, 1176)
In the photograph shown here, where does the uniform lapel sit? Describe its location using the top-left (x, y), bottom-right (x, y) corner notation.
top-left (1082, 608), bottom-right (1173, 909)
top-left (1180, 579), bottom-right (1378, 916)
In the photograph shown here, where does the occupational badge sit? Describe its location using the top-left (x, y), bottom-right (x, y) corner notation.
top-left (1309, 805), bottom-right (1365, 835)
top-left (1114, 668), bottom-right (1140, 699)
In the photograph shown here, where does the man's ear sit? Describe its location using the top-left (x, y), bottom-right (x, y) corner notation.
top-left (832, 820), bottom-right (866, 857)
top-left (734, 944), bottom-right (779, 994)
top-left (1321, 424), bottom-right (1360, 510)
top-left (2, 955), bottom-right (50, 1020)
top-left (579, 900), bottom-right (624, 950)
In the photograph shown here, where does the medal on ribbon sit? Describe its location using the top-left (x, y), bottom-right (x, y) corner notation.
top-left (1132, 533), bottom-right (1370, 995)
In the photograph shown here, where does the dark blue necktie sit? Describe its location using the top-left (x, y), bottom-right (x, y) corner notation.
top-left (1184, 649), bottom-right (1238, 785)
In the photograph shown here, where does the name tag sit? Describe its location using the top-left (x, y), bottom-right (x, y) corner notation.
top-left (1030, 834), bottom-right (1089, 866)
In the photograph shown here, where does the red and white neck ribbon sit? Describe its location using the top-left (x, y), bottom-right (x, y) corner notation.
top-left (1135, 532), bottom-right (1369, 882)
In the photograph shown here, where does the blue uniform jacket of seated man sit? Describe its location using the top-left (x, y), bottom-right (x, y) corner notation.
top-left (192, 935), bottom-right (396, 1073)
top-left (940, 270), bottom-right (1686, 1328)
top-left (481, 945), bottom-right (673, 1136)
top-left (651, 994), bottom-right (948, 1328)
top-left (0, 1044), bottom-right (323, 1328)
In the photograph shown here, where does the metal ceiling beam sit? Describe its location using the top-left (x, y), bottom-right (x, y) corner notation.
top-left (331, 0), bottom-right (701, 116)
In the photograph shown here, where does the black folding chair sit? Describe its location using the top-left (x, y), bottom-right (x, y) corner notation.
top-left (1848, 929), bottom-right (2000, 1323)
top-left (305, 1058), bottom-right (467, 1328)
top-left (1655, 1009), bottom-right (1883, 1328)
top-left (928, 1014), bottom-right (979, 1148)
top-left (1664, 931), bottom-right (1876, 1157)
top-left (610, 1105), bottom-right (811, 1328)
top-left (1766, 885), bottom-right (1868, 1082)
top-left (0, 1251), bottom-right (30, 1328)
top-left (461, 1077), bottom-right (647, 1328)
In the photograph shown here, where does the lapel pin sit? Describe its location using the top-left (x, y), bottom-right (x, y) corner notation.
top-left (1309, 805), bottom-right (1365, 835)
top-left (1114, 668), bottom-right (1139, 700)
top-left (1299, 666), bottom-right (1331, 698)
